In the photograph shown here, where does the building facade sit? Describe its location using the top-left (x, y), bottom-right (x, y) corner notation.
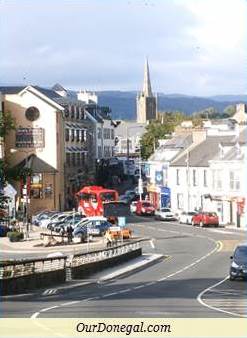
top-left (1, 85), bottom-right (66, 215)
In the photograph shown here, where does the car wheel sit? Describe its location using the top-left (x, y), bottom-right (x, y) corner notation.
top-left (215, 223), bottom-right (219, 228)
top-left (186, 219), bottom-right (189, 224)
top-left (229, 274), bottom-right (235, 281)
top-left (199, 221), bottom-right (204, 227)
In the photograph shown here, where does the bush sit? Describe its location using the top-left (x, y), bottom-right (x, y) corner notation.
top-left (7, 231), bottom-right (24, 242)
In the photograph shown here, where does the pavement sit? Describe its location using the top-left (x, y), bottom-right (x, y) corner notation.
top-left (0, 225), bottom-right (107, 254)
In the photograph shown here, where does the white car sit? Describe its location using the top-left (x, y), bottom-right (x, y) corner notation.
top-left (155, 208), bottom-right (177, 221)
top-left (179, 211), bottom-right (197, 224)
top-left (130, 201), bottom-right (138, 213)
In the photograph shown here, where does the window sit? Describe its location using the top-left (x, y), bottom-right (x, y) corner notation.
top-left (212, 170), bottom-right (223, 190)
top-left (103, 128), bottom-right (110, 139)
top-left (71, 105), bottom-right (75, 118)
top-left (112, 146), bottom-right (114, 156)
top-left (203, 170), bottom-right (207, 187)
top-left (71, 129), bottom-right (75, 142)
top-left (72, 153), bottom-right (76, 166)
top-left (98, 146), bottom-right (102, 158)
top-left (77, 153), bottom-right (80, 166)
top-left (176, 169), bottom-right (180, 185)
top-left (111, 129), bottom-right (114, 140)
top-left (76, 130), bottom-right (80, 142)
top-left (193, 169), bottom-right (197, 186)
top-left (65, 129), bottom-right (69, 142)
top-left (177, 193), bottom-right (184, 209)
top-left (66, 153), bottom-right (70, 166)
top-left (80, 107), bottom-right (85, 120)
top-left (30, 174), bottom-right (42, 199)
top-left (104, 146), bottom-right (111, 157)
top-left (98, 128), bottom-right (102, 139)
top-left (64, 107), bottom-right (69, 117)
top-left (76, 106), bottom-right (80, 119)
top-left (230, 171), bottom-right (240, 191)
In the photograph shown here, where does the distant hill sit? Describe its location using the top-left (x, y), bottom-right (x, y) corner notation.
top-left (97, 91), bottom-right (247, 120)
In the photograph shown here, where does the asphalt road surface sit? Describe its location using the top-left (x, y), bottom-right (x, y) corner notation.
top-left (2, 216), bottom-right (246, 318)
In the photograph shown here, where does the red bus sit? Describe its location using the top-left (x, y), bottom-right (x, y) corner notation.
top-left (75, 186), bottom-right (119, 217)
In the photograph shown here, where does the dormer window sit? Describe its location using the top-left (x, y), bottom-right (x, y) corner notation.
top-left (64, 106), bottom-right (69, 118)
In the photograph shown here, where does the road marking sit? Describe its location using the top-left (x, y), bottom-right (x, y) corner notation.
top-left (216, 241), bottom-right (223, 252)
top-left (40, 305), bottom-right (59, 312)
top-left (60, 301), bottom-right (79, 306)
top-left (30, 226), bottom-right (222, 318)
top-left (42, 289), bottom-right (57, 296)
top-left (197, 276), bottom-right (247, 318)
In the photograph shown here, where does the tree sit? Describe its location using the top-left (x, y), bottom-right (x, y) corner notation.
top-left (0, 109), bottom-right (15, 211)
top-left (140, 114), bottom-right (180, 159)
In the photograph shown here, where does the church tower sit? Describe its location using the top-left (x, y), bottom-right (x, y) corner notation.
top-left (136, 59), bottom-right (157, 123)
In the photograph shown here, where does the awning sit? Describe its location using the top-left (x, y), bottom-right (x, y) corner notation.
top-left (12, 154), bottom-right (57, 173)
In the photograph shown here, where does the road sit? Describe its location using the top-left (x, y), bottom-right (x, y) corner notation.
top-left (2, 216), bottom-right (246, 318)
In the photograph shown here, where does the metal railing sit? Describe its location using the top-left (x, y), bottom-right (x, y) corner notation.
top-left (0, 238), bottom-right (148, 280)
top-left (0, 256), bottom-right (67, 279)
top-left (70, 240), bottom-right (142, 268)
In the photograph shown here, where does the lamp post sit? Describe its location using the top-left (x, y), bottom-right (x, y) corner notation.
top-left (10, 148), bottom-right (31, 238)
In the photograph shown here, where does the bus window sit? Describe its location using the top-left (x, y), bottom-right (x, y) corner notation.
top-left (100, 192), bottom-right (116, 202)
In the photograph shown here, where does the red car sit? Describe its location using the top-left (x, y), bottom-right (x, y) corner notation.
top-left (192, 212), bottom-right (219, 227)
top-left (136, 201), bottom-right (155, 216)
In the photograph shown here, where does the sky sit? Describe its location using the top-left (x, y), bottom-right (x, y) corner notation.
top-left (0, 0), bottom-right (246, 96)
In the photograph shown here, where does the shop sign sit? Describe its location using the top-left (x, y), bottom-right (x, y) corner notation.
top-left (155, 170), bottom-right (163, 186)
top-left (16, 128), bottom-right (45, 148)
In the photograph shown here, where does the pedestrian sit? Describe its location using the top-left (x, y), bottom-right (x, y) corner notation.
top-left (67, 224), bottom-right (73, 243)
top-left (105, 229), bottom-right (113, 248)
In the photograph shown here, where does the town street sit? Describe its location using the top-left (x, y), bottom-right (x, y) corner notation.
top-left (2, 216), bottom-right (246, 318)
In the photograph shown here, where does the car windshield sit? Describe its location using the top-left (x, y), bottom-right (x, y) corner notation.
top-left (188, 212), bottom-right (196, 215)
top-left (234, 246), bottom-right (247, 261)
top-left (142, 202), bottom-right (152, 207)
top-left (161, 208), bottom-right (171, 212)
top-left (206, 212), bottom-right (217, 217)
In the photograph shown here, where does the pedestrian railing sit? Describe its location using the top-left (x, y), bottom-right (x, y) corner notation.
top-left (0, 238), bottom-right (148, 281)
top-left (0, 256), bottom-right (67, 279)
top-left (70, 240), bottom-right (142, 268)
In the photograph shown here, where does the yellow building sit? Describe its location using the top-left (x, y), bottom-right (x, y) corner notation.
top-left (1, 85), bottom-right (65, 215)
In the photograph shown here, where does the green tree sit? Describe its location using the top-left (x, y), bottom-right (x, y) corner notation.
top-left (0, 109), bottom-right (15, 210)
top-left (140, 113), bottom-right (183, 159)
top-left (223, 105), bottom-right (236, 118)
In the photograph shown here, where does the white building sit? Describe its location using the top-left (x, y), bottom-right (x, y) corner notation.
top-left (209, 129), bottom-right (246, 227)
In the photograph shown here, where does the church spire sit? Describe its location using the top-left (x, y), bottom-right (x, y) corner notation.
top-left (142, 58), bottom-right (153, 97)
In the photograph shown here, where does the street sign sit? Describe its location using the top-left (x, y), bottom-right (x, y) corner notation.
top-left (118, 217), bottom-right (126, 227)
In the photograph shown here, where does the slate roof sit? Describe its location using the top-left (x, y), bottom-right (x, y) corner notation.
top-left (0, 86), bottom-right (25, 94)
top-left (171, 136), bottom-right (234, 167)
top-left (13, 154), bottom-right (57, 173)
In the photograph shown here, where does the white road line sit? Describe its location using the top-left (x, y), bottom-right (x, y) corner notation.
top-left (31, 227), bottom-right (221, 318)
top-left (101, 292), bottom-right (118, 297)
top-left (40, 305), bottom-right (59, 313)
top-left (31, 312), bottom-right (40, 319)
top-left (60, 301), bottom-right (79, 306)
top-left (197, 276), bottom-right (247, 318)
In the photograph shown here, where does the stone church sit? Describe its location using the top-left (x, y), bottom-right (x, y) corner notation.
top-left (136, 59), bottom-right (157, 123)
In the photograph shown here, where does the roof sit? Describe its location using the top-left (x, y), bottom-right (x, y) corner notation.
top-left (149, 134), bottom-right (192, 162)
top-left (13, 154), bottom-right (57, 173)
top-left (0, 86), bottom-right (25, 94)
top-left (171, 136), bottom-right (234, 167)
top-left (52, 83), bottom-right (67, 92)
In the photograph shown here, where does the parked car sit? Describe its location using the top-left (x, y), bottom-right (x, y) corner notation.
top-left (155, 208), bottom-right (177, 221)
top-left (130, 201), bottom-right (138, 213)
top-left (135, 200), bottom-right (155, 216)
top-left (39, 212), bottom-right (60, 228)
top-left (0, 224), bottom-right (10, 237)
top-left (54, 213), bottom-right (85, 233)
top-left (73, 219), bottom-right (111, 238)
top-left (47, 213), bottom-right (73, 231)
top-left (229, 244), bottom-right (247, 281)
top-left (179, 211), bottom-right (197, 224)
top-left (192, 212), bottom-right (219, 227)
